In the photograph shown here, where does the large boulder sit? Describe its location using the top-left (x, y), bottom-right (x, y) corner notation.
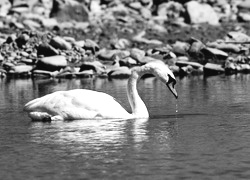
top-left (157, 1), bottom-right (184, 21)
top-left (36, 55), bottom-right (67, 71)
top-left (0, 0), bottom-right (11, 16)
top-left (185, 1), bottom-right (219, 25)
top-left (50, 0), bottom-right (89, 22)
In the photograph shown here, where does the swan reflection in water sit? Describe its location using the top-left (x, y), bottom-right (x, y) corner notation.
top-left (28, 117), bottom-right (177, 155)
top-left (29, 119), bottom-right (147, 152)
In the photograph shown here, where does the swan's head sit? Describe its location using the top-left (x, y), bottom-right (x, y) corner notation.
top-left (143, 60), bottom-right (178, 99)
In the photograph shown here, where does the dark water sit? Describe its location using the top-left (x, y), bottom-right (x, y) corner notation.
top-left (1, 74), bottom-right (250, 180)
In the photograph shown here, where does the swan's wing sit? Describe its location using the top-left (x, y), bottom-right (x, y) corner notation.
top-left (24, 89), bottom-right (130, 120)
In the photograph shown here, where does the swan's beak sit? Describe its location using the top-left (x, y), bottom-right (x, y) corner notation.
top-left (167, 81), bottom-right (178, 99)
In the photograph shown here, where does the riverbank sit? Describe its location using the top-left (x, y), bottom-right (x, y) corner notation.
top-left (1, 0), bottom-right (250, 79)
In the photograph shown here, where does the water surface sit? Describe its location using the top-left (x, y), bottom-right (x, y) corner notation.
top-left (1, 75), bottom-right (250, 179)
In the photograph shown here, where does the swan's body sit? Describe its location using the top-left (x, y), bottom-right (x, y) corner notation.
top-left (24, 60), bottom-right (178, 121)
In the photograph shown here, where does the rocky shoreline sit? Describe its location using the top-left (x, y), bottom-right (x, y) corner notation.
top-left (1, 0), bottom-right (250, 79)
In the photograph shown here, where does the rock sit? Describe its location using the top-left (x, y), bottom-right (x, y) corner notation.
top-left (238, 12), bottom-right (250, 22)
top-left (10, 65), bottom-right (33, 74)
top-left (140, 56), bottom-right (160, 64)
top-left (41, 18), bottom-right (58, 28)
top-left (130, 48), bottom-right (145, 62)
top-left (32, 0), bottom-right (53, 17)
top-left (15, 33), bottom-right (30, 48)
top-left (224, 58), bottom-right (237, 74)
top-left (0, 37), bottom-right (6, 45)
top-left (132, 30), bottom-right (163, 45)
top-left (188, 38), bottom-right (206, 64)
top-left (240, 64), bottom-right (250, 73)
top-left (97, 49), bottom-right (118, 61)
top-left (74, 22), bottom-right (89, 31)
top-left (56, 70), bottom-right (75, 78)
top-left (32, 69), bottom-right (57, 78)
top-left (185, 1), bottom-right (219, 25)
top-left (84, 39), bottom-right (99, 54)
top-left (215, 0), bottom-right (232, 21)
top-left (75, 70), bottom-right (94, 78)
top-left (151, 46), bottom-right (172, 55)
top-left (74, 40), bottom-right (85, 48)
top-left (50, 36), bottom-right (72, 50)
top-left (10, 5), bottom-right (29, 14)
top-left (172, 41), bottom-right (190, 55)
top-left (0, 69), bottom-right (7, 78)
top-left (23, 19), bottom-right (41, 30)
top-left (108, 66), bottom-right (131, 78)
top-left (63, 36), bottom-right (76, 44)
top-left (226, 31), bottom-right (250, 42)
top-left (118, 57), bottom-right (137, 67)
top-left (179, 65), bottom-right (194, 76)
top-left (140, 7), bottom-right (152, 19)
top-left (157, 1), bottom-right (184, 20)
top-left (79, 61), bottom-right (106, 75)
top-left (188, 38), bottom-right (206, 54)
top-left (237, 1), bottom-right (250, 10)
top-left (147, 20), bottom-right (167, 33)
top-left (129, 2), bottom-right (142, 10)
top-left (3, 62), bottom-right (15, 71)
top-left (0, 54), bottom-right (4, 62)
top-left (201, 47), bottom-right (228, 60)
top-left (5, 34), bottom-right (17, 44)
top-left (169, 65), bottom-right (180, 74)
top-left (36, 55), bottom-right (67, 71)
top-left (109, 51), bottom-right (131, 65)
top-left (20, 51), bottom-right (29, 57)
top-left (0, 21), bottom-right (5, 29)
top-left (37, 43), bottom-right (59, 57)
top-left (90, 0), bottom-right (102, 13)
top-left (50, 0), bottom-right (89, 22)
top-left (206, 41), bottom-right (241, 53)
top-left (175, 60), bottom-right (203, 69)
top-left (0, 0), bottom-right (11, 16)
top-left (177, 56), bottom-right (189, 61)
top-left (204, 63), bottom-right (225, 76)
top-left (57, 21), bottom-right (74, 30)
top-left (9, 19), bottom-right (25, 29)
top-left (21, 58), bottom-right (33, 65)
top-left (11, 0), bottom-right (36, 8)
top-left (111, 38), bottom-right (130, 49)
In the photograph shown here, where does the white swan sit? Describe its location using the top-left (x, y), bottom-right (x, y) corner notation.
top-left (23, 60), bottom-right (178, 121)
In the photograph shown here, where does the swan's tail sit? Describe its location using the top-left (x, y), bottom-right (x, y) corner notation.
top-left (23, 97), bottom-right (43, 112)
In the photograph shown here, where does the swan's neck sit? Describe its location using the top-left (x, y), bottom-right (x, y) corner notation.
top-left (127, 67), bottom-right (149, 118)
